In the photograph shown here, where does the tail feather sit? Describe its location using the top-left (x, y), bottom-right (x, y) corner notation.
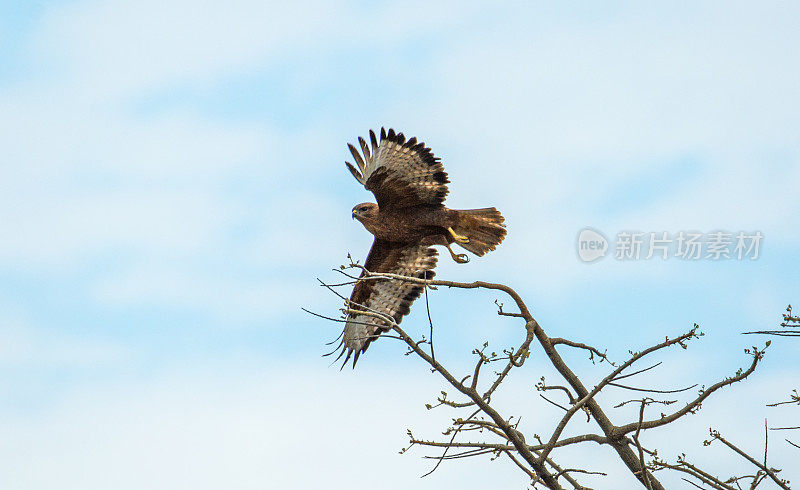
top-left (453, 208), bottom-right (506, 256)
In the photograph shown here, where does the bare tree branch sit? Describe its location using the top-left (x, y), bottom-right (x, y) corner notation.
top-left (313, 265), bottom-right (789, 490)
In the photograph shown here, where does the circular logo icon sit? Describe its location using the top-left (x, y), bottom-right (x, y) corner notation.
top-left (577, 228), bottom-right (608, 263)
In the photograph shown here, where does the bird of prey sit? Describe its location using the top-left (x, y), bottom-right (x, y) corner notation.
top-left (332, 128), bottom-right (507, 367)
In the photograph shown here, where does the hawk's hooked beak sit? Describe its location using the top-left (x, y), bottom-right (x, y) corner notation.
top-left (352, 210), bottom-right (357, 220)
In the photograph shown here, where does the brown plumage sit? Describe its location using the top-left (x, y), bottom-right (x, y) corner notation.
top-left (333, 128), bottom-right (507, 367)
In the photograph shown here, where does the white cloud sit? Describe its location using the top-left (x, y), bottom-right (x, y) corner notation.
top-left (31, 0), bottom-right (483, 99)
top-left (34, 0), bottom-right (338, 97)
top-left (0, 359), bottom-right (795, 489)
top-left (0, 315), bottom-right (128, 367)
top-left (0, 364), bottom-right (532, 489)
top-left (0, 187), bottom-right (233, 266)
top-left (90, 258), bottom-right (325, 323)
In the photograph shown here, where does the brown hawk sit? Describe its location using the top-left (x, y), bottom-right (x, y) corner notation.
top-left (333, 128), bottom-right (506, 367)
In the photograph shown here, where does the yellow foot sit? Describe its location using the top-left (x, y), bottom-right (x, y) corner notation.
top-left (447, 227), bottom-right (470, 244)
top-left (446, 244), bottom-right (470, 264)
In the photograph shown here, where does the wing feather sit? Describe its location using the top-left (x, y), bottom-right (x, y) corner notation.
top-left (369, 129), bottom-right (379, 152)
top-left (343, 127), bottom-right (450, 208)
top-left (345, 161), bottom-right (363, 184)
top-left (338, 239), bottom-right (438, 367)
top-left (347, 143), bottom-right (365, 170)
top-left (358, 136), bottom-right (371, 162)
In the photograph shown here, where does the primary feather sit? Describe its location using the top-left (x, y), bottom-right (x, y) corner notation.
top-left (345, 128), bottom-right (449, 208)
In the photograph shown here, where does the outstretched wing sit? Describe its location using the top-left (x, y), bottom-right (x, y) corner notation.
top-left (334, 239), bottom-right (438, 367)
top-left (345, 128), bottom-right (449, 209)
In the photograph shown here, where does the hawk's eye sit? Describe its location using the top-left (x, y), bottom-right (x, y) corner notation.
top-left (359, 206), bottom-right (369, 213)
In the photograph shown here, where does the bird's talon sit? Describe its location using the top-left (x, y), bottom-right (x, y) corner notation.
top-left (445, 243), bottom-right (470, 264)
top-left (449, 252), bottom-right (469, 264)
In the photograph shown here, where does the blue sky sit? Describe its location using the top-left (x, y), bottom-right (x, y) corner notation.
top-left (1, 1), bottom-right (799, 488)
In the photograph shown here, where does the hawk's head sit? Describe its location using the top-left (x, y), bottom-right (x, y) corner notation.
top-left (351, 202), bottom-right (378, 223)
